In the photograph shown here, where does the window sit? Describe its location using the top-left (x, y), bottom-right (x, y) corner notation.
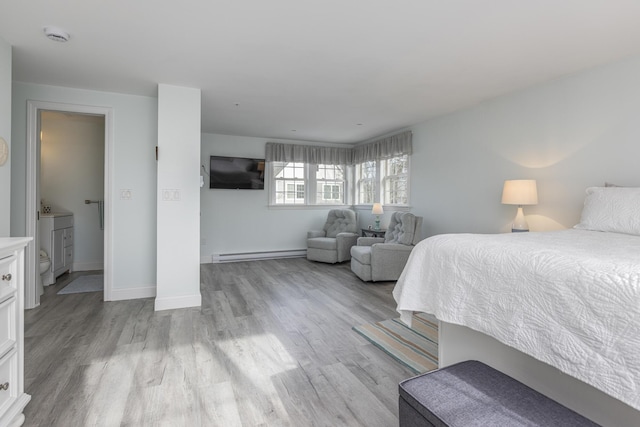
top-left (323, 185), bottom-right (340, 200)
top-left (381, 155), bottom-right (409, 205)
top-left (271, 162), bottom-right (347, 205)
top-left (354, 155), bottom-right (409, 206)
top-left (315, 164), bottom-right (345, 205)
top-left (355, 161), bottom-right (376, 205)
top-left (266, 132), bottom-right (411, 207)
top-left (273, 162), bottom-right (306, 204)
top-left (286, 183), bottom-right (305, 201)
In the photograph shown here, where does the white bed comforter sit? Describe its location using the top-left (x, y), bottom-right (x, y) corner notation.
top-left (393, 229), bottom-right (640, 410)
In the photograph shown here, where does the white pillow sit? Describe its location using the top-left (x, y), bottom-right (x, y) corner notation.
top-left (574, 187), bottom-right (640, 235)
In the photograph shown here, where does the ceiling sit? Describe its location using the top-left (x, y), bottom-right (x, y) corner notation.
top-left (3, 1), bottom-right (640, 144)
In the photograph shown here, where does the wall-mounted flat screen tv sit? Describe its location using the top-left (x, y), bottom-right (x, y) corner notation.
top-left (209, 156), bottom-right (265, 189)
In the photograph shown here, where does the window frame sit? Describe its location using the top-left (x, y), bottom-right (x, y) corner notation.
top-left (354, 160), bottom-right (377, 205)
top-left (267, 154), bottom-right (410, 209)
top-left (380, 154), bottom-right (410, 206)
top-left (272, 161), bottom-right (307, 205)
top-left (353, 154), bottom-right (410, 209)
top-left (268, 161), bottom-right (351, 207)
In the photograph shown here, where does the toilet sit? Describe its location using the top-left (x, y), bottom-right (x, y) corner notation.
top-left (38, 249), bottom-right (50, 295)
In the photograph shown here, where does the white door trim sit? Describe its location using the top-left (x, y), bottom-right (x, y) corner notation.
top-left (26, 100), bottom-right (114, 308)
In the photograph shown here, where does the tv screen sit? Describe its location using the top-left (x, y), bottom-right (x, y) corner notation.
top-left (209, 156), bottom-right (265, 189)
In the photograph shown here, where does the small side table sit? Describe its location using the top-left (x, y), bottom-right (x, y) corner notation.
top-left (362, 228), bottom-right (386, 238)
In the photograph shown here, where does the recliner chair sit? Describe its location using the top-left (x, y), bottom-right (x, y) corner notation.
top-left (307, 209), bottom-right (359, 263)
top-left (350, 212), bottom-right (422, 281)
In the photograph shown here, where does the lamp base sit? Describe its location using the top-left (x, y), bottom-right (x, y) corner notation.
top-left (511, 206), bottom-right (529, 232)
top-left (374, 217), bottom-right (381, 231)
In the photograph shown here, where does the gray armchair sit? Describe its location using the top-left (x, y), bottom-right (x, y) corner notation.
top-left (307, 209), bottom-right (359, 263)
top-left (350, 212), bottom-right (423, 281)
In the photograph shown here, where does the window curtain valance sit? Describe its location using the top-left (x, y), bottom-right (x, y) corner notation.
top-left (265, 142), bottom-right (353, 165)
top-left (266, 131), bottom-right (412, 165)
top-left (352, 130), bottom-right (412, 163)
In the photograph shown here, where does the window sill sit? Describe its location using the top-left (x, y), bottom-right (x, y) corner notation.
top-left (268, 204), bottom-right (352, 210)
top-left (354, 204), bottom-right (411, 212)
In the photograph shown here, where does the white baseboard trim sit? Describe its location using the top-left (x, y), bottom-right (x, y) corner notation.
top-left (154, 293), bottom-right (202, 311)
top-left (73, 261), bottom-right (104, 271)
top-left (210, 249), bottom-right (306, 264)
top-left (109, 286), bottom-right (156, 301)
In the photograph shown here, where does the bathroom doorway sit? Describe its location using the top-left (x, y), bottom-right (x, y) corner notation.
top-left (25, 101), bottom-right (113, 309)
top-left (39, 111), bottom-right (105, 296)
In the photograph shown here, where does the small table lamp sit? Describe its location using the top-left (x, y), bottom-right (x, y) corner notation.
top-left (372, 203), bottom-right (384, 230)
top-left (501, 180), bottom-right (538, 232)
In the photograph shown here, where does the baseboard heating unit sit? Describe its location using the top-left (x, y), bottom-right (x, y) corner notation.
top-left (210, 249), bottom-right (307, 263)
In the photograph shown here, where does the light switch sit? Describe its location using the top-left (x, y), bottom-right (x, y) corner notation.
top-left (120, 189), bottom-right (132, 200)
top-left (161, 189), bottom-right (181, 201)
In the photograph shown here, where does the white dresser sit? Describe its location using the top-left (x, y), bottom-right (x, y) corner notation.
top-left (0, 238), bottom-right (31, 427)
top-left (39, 213), bottom-right (74, 285)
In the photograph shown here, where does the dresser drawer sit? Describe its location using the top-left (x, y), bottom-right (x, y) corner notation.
top-left (0, 297), bottom-right (15, 359)
top-left (0, 239), bottom-right (29, 424)
top-left (0, 349), bottom-right (17, 414)
top-left (0, 256), bottom-right (16, 305)
top-left (0, 256), bottom-right (15, 288)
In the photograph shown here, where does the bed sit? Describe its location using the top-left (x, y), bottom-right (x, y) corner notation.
top-left (393, 186), bottom-right (640, 426)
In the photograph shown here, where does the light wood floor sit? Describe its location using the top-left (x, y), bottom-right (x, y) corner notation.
top-left (23, 258), bottom-right (412, 427)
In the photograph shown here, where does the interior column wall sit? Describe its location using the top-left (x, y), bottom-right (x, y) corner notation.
top-left (155, 84), bottom-right (201, 311)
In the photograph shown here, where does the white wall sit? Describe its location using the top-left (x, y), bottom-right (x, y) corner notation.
top-left (156, 84), bottom-right (201, 310)
top-left (40, 111), bottom-right (105, 270)
top-left (200, 133), bottom-right (346, 259)
top-left (406, 55), bottom-right (640, 237)
top-left (10, 53), bottom-right (640, 291)
top-left (11, 83), bottom-right (157, 296)
top-left (201, 54), bottom-right (640, 251)
top-left (0, 38), bottom-right (11, 236)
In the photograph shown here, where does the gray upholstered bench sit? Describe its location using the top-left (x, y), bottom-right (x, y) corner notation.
top-left (399, 360), bottom-right (600, 427)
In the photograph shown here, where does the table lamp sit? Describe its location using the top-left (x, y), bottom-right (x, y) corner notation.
top-left (501, 180), bottom-right (538, 232)
top-left (372, 203), bottom-right (384, 230)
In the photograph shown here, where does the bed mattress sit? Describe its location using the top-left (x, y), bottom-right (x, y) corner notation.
top-left (393, 229), bottom-right (640, 410)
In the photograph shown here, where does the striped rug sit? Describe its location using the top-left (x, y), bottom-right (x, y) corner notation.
top-left (353, 312), bottom-right (438, 374)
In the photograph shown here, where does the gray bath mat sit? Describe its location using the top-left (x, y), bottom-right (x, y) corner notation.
top-left (57, 274), bottom-right (104, 295)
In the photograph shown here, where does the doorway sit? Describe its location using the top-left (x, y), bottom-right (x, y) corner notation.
top-left (26, 101), bottom-right (113, 309)
top-left (39, 111), bottom-right (105, 295)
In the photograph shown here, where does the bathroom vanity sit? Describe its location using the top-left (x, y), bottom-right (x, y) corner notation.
top-left (0, 238), bottom-right (31, 426)
top-left (40, 212), bottom-right (74, 285)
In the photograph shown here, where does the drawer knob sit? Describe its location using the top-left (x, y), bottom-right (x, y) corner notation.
top-left (1, 274), bottom-right (11, 281)
top-left (0, 382), bottom-right (8, 391)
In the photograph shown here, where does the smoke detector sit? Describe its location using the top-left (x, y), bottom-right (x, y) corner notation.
top-left (43, 27), bottom-right (70, 43)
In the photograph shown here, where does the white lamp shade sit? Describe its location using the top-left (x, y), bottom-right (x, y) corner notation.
top-left (501, 180), bottom-right (538, 205)
top-left (371, 203), bottom-right (384, 215)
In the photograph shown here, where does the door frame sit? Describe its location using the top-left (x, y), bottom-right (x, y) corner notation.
top-left (26, 100), bottom-right (113, 308)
